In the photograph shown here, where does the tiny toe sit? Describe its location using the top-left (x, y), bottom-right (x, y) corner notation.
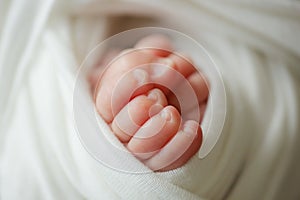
top-left (166, 71), bottom-right (209, 117)
top-left (96, 67), bottom-right (152, 123)
top-left (111, 89), bottom-right (167, 143)
top-left (144, 120), bottom-right (202, 171)
top-left (148, 54), bottom-right (198, 97)
top-left (95, 50), bottom-right (156, 122)
top-left (149, 58), bottom-right (189, 94)
top-left (127, 106), bottom-right (181, 159)
top-left (188, 72), bottom-right (209, 103)
top-left (168, 53), bottom-right (196, 78)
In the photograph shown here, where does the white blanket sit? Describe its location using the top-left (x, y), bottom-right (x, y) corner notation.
top-left (1, 0), bottom-right (300, 199)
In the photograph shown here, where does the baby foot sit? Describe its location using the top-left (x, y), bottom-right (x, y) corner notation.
top-left (91, 34), bottom-right (209, 171)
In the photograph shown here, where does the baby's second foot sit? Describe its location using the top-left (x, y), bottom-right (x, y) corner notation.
top-left (92, 34), bottom-right (209, 171)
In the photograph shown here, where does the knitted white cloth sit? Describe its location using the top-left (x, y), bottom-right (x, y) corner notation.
top-left (0, 1), bottom-right (299, 199)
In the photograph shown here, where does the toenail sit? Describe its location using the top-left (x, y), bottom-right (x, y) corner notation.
top-left (133, 69), bottom-right (148, 85)
top-left (160, 108), bottom-right (172, 121)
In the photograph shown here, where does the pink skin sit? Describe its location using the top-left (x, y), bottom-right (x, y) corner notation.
top-left (89, 34), bottom-right (209, 171)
